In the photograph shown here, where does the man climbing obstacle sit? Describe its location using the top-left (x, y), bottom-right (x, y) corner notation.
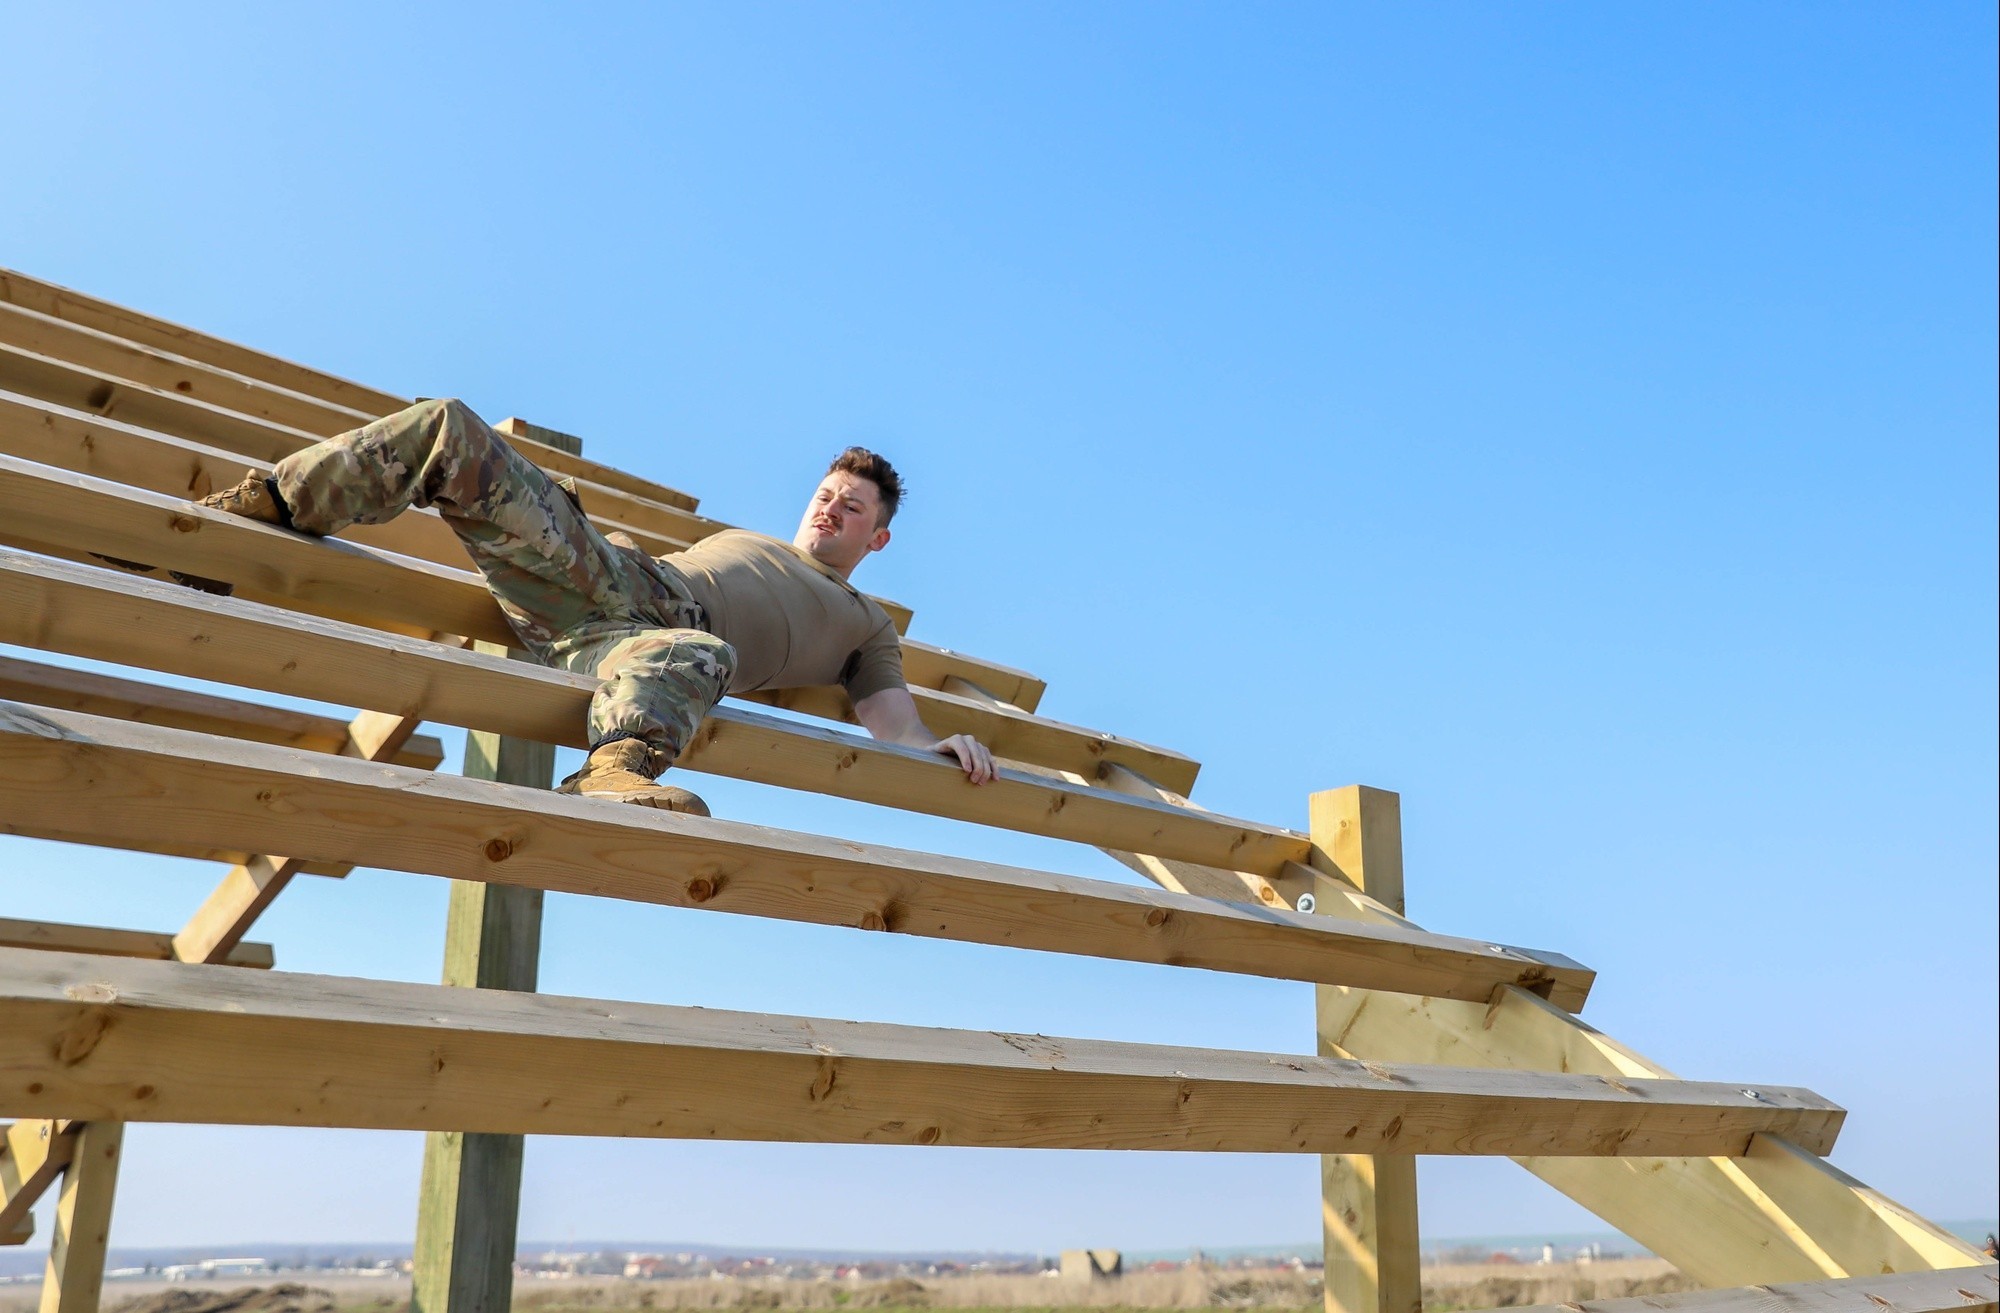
top-left (192, 397), bottom-right (997, 815)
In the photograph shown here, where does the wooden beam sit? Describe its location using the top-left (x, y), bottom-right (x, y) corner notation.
top-left (1, 1119), bottom-right (74, 1239)
top-left (0, 425), bottom-right (1033, 710)
top-left (1315, 787), bottom-right (1420, 1313)
top-left (0, 554), bottom-right (1230, 873)
top-left (0, 653), bottom-right (443, 769)
top-left (0, 948), bottom-right (1844, 1156)
top-left (0, 917), bottom-right (272, 969)
top-left (0, 267), bottom-right (410, 417)
top-left (1499, 1265), bottom-right (1997, 1313)
top-left (0, 699), bottom-right (1591, 1004)
top-left (0, 335), bottom-right (717, 550)
top-left (36, 1118), bottom-right (122, 1313)
top-left (0, 278), bottom-right (704, 513)
top-left (413, 640), bottom-right (550, 1313)
top-left (1316, 986), bottom-right (1984, 1277)
top-left (172, 707), bottom-right (427, 965)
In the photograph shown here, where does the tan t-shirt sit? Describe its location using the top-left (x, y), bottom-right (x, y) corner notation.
top-left (656, 530), bottom-right (905, 700)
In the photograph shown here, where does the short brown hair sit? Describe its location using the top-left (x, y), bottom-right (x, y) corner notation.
top-left (828, 447), bottom-right (904, 526)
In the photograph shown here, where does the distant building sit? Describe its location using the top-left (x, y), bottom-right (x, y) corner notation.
top-left (1059, 1250), bottom-right (1122, 1280)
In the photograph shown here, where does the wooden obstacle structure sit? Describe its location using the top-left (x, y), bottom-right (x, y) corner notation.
top-left (0, 268), bottom-right (1989, 1313)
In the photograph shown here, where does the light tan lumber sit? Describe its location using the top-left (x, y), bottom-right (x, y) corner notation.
top-left (0, 340), bottom-right (927, 643)
top-left (1501, 1265), bottom-right (1997, 1313)
top-left (0, 274), bottom-right (704, 512)
top-left (738, 681), bottom-right (1189, 793)
top-left (0, 652), bottom-right (442, 768)
top-left (0, 299), bottom-right (375, 437)
top-left (1052, 771), bottom-right (1981, 1274)
top-left (0, 300), bottom-right (915, 638)
top-left (1317, 984), bottom-right (1986, 1277)
top-left (413, 639), bottom-right (551, 1313)
top-left (0, 947), bottom-right (1843, 1155)
top-left (0, 335), bottom-right (715, 547)
top-left (0, 268), bottom-right (410, 417)
top-left (0, 553), bottom-right (1240, 874)
top-left (1314, 787), bottom-right (1419, 1313)
top-left (36, 1117), bottom-right (122, 1313)
top-left (0, 417), bottom-right (1024, 705)
top-left (0, 699), bottom-right (1592, 1004)
top-left (172, 707), bottom-right (428, 965)
top-left (0, 1119), bottom-right (75, 1238)
top-left (0, 383), bottom-right (913, 647)
top-left (0, 917), bottom-right (271, 969)
top-left (0, 451), bottom-right (510, 642)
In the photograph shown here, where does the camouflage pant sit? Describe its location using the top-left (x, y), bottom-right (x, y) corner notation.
top-left (272, 398), bottom-right (735, 774)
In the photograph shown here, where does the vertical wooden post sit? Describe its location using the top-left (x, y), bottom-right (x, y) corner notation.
top-left (410, 660), bottom-right (553, 1313)
top-left (39, 1120), bottom-right (122, 1313)
top-left (1310, 786), bottom-right (1421, 1313)
top-left (413, 416), bottom-right (578, 1313)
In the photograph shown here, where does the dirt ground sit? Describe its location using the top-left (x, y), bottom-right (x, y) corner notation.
top-left (0, 1263), bottom-right (1692, 1313)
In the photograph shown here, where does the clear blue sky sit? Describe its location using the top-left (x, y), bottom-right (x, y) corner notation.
top-left (2, 1), bottom-right (1994, 1252)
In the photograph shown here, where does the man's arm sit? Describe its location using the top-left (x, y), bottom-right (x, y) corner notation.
top-left (852, 686), bottom-right (997, 785)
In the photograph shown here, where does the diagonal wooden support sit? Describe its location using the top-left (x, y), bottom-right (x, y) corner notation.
top-left (1052, 763), bottom-right (1987, 1277)
top-left (173, 709), bottom-right (423, 964)
top-left (0, 1119), bottom-right (75, 1242)
top-left (37, 1117), bottom-right (122, 1313)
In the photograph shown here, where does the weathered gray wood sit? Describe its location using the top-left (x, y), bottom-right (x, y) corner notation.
top-left (0, 699), bottom-right (1592, 1004)
top-left (0, 947), bottom-right (1844, 1155)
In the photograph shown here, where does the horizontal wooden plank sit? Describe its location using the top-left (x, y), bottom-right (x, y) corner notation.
top-left (0, 333), bottom-right (719, 549)
top-left (0, 268), bottom-right (407, 417)
top-left (0, 551), bottom-right (1277, 875)
top-left (0, 947), bottom-right (1841, 1155)
top-left (0, 653), bottom-right (443, 769)
top-left (0, 272), bottom-right (704, 512)
top-left (0, 455), bottom-right (1183, 789)
top-left (0, 699), bottom-right (1583, 1002)
top-left (0, 381), bottom-right (1030, 696)
top-left (0, 916), bottom-right (271, 969)
top-left (1501, 1267), bottom-right (1997, 1313)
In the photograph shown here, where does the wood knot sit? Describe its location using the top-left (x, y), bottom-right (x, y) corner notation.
top-left (174, 380), bottom-right (193, 392)
top-left (482, 838), bottom-right (513, 862)
top-left (808, 1059), bottom-right (838, 1102)
top-left (916, 1126), bottom-right (941, 1145)
top-left (685, 877), bottom-right (715, 904)
top-left (169, 514), bottom-right (199, 533)
top-left (55, 1008), bottom-right (113, 1066)
top-left (1144, 908), bottom-right (1169, 928)
top-left (858, 911), bottom-right (887, 933)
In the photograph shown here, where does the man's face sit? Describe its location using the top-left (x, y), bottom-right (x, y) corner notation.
top-left (793, 471), bottom-right (890, 574)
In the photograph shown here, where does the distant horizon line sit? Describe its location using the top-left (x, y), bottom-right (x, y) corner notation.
top-left (2, 1220), bottom-right (1994, 1267)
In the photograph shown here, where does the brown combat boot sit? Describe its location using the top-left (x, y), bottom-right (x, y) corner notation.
top-left (556, 739), bottom-right (711, 815)
top-left (90, 472), bottom-right (293, 595)
top-left (198, 471), bottom-right (291, 526)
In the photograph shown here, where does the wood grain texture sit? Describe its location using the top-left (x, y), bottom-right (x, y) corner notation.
top-left (35, 1117), bottom-right (121, 1313)
top-left (1314, 787), bottom-right (1420, 1313)
top-left (0, 273), bottom-right (703, 513)
top-left (0, 387), bottom-right (928, 637)
top-left (0, 553), bottom-right (1228, 869)
top-left (0, 918), bottom-right (271, 969)
top-left (0, 948), bottom-right (1843, 1156)
top-left (0, 427), bottom-right (1041, 718)
top-left (0, 700), bottom-right (1588, 1004)
top-left (1316, 984), bottom-right (1985, 1278)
